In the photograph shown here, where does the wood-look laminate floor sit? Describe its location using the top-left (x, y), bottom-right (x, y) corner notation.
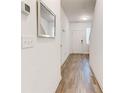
top-left (56, 54), bottom-right (102, 93)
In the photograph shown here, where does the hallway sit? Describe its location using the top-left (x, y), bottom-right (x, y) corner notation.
top-left (56, 54), bottom-right (102, 93)
top-left (21, 0), bottom-right (103, 93)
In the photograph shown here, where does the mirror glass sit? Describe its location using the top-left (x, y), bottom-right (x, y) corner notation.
top-left (38, 1), bottom-right (56, 38)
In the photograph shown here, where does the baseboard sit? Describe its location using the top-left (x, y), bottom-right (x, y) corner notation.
top-left (89, 64), bottom-right (103, 92)
top-left (97, 79), bottom-right (103, 91)
top-left (61, 54), bottom-right (71, 70)
top-left (70, 53), bottom-right (89, 55)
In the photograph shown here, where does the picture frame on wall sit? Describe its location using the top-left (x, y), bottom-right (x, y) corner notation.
top-left (37, 0), bottom-right (56, 38)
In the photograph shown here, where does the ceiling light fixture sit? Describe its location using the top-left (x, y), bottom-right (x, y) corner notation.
top-left (80, 16), bottom-right (90, 21)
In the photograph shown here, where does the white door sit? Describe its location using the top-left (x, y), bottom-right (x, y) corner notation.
top-left (60, 29), bottom-right (66, 64)
top-left (72, 30), bottom-right (89, 54)
top-left (72, 31), bottom-right (83, 53)
top-left (61, 28), bottom-right (71, 64)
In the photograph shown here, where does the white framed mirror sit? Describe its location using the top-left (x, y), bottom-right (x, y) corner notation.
top-left (37, 0), bottom-right (56, 38)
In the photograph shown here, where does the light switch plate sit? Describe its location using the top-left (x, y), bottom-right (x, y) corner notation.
top-left (21, 36), bottom-right (34, 49)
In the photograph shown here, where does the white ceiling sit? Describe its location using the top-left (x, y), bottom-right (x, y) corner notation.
top-left (61, 0), bottom-right (96, 22)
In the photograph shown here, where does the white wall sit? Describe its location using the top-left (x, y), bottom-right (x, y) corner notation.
top-left (89, 0), bottom-right (103, 90)
top-left (60, 8), bottom-right (71, 64)
top-left (21, 0), bottom-right (61, 93)
top-left (70, 22), bottom-right (91, 54)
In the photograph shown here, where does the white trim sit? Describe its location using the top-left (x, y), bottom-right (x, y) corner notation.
top-left (72, 52), bottom-right (89, 54)
top-left (90, 64), bottom-right (103, 91)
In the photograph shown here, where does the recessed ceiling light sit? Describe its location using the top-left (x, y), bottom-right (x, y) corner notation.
top-left (80, 16), bottom-right (90, 21)
top-left (82, 17), bottom-right (88, 20)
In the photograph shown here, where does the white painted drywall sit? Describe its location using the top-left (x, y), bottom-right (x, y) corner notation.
top-left (21, 0), bottom-right (61, 93)
top-left (89, 0), bottom-right (103, 90)
top-left (70, 22), bottom-right (91, 54)
top-left (60, 8), bottom-right (71, 64)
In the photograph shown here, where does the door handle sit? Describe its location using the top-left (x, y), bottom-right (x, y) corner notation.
top-left (81, 40), bottom-right (83, 43)
top-left (60, 44), bottom-right (62, 47)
